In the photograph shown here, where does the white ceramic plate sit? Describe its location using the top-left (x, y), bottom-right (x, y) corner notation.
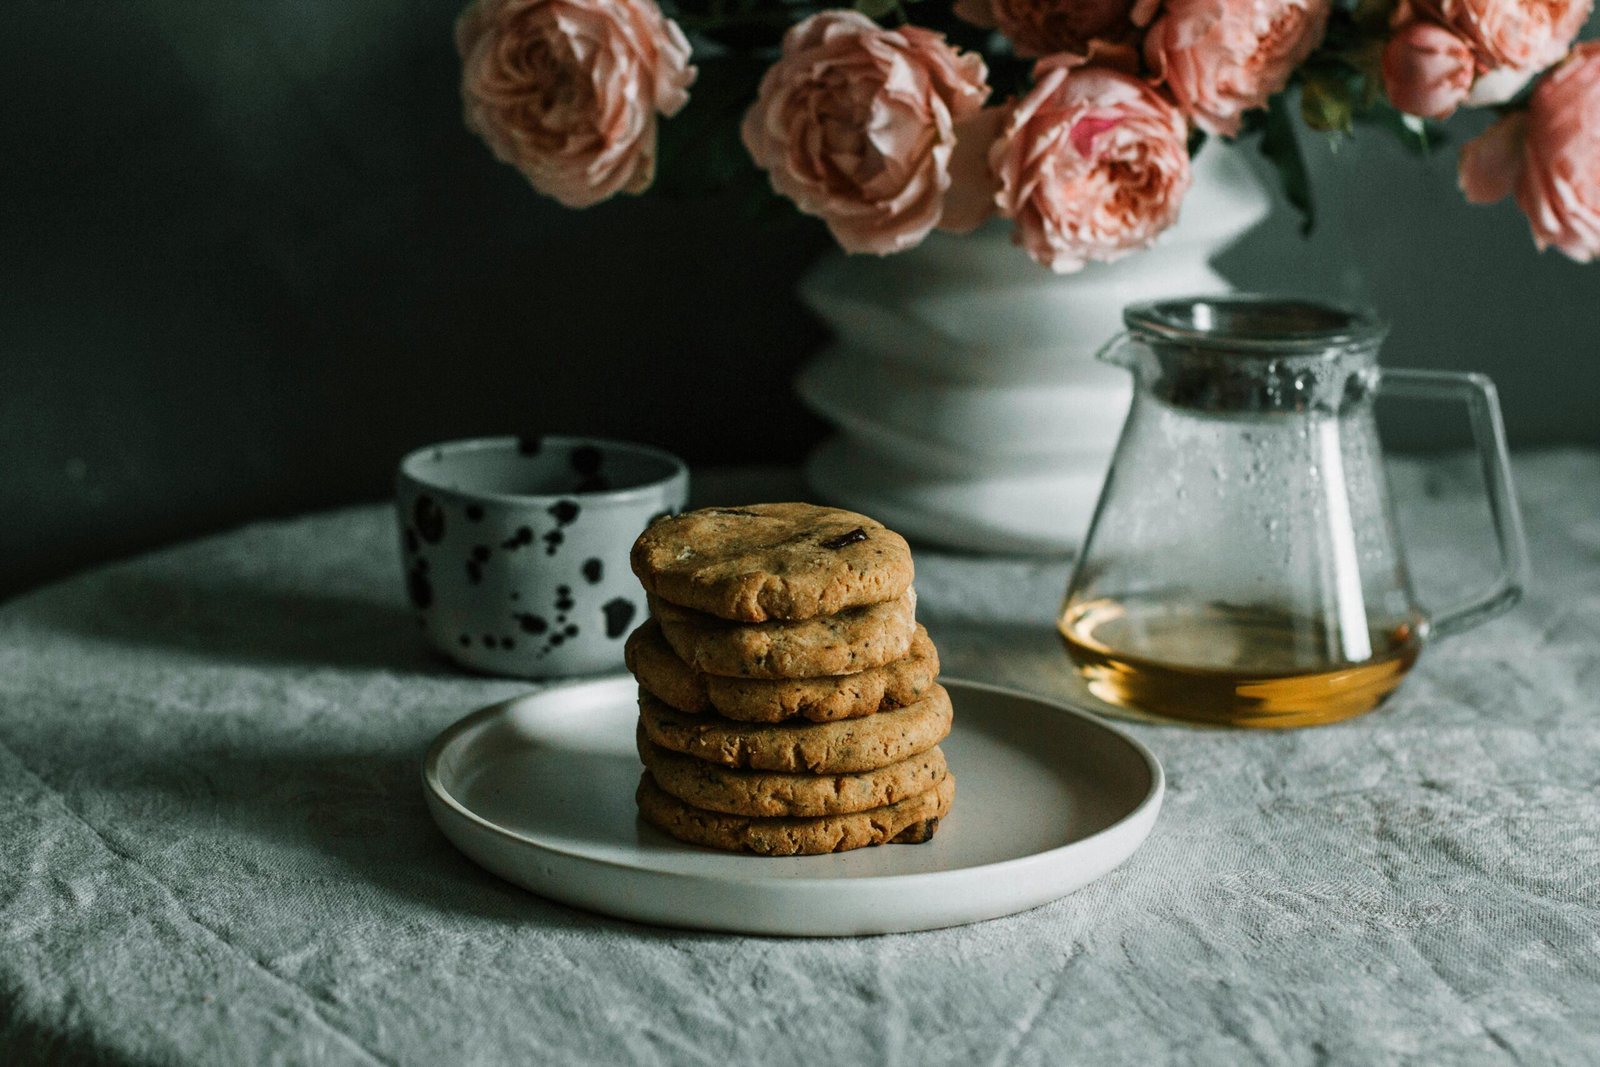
top-left (423, 676), bottom-right (1163, 936)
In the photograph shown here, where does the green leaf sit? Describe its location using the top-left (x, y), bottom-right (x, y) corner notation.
top-left (1356, 101), bottom-right (1451, 156)
top-left (1350, 0), bottom-right (1397, 30)
top-left (1300, 71), bottom-right (1355, 135)
top-left (1258, 92), bottom-right (1316, 236)
top-left (652, 56), bottom-right (766, 198)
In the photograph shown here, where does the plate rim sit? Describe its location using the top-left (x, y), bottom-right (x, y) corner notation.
top-left (422, 674), bottom-right (1165, 893)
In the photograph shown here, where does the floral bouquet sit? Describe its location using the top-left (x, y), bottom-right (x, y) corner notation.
top-left (454, 0), bottom-right (1598, 270)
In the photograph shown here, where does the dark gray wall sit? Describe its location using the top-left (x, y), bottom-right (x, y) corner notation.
top-left (3, 2), bottom-right (1597, 601)
top-left (1, 1), bottom-right (831, 601)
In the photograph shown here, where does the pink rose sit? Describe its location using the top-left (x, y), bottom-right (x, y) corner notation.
top-left (1401, 0), bottom-right (1592, 91)
top-left (1462, 43), bottom-right (1600, 261)
top-left (1144, 0), bottom-right (1330, 136)
top-left (741, 11), bottom-right (990, 255)
top-left (952, 0), bottom-right (1144, 59)
top-left (456, 0), bottom-right (695, 208)
top-left (1382, 21), bottom-right (1476, 118)
top-left (1519, 44), bottom-right (1600, 260)
top-left (990, 59), bottom-right (1192, 272)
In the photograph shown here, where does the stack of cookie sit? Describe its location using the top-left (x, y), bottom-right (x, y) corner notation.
top-left (625, 503), bottom-right (954, 856)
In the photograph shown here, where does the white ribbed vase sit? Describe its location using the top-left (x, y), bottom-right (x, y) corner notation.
top-left (796, 142), bottom-right (1273, 554)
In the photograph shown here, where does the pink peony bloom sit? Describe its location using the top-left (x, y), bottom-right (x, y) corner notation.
top-left (741, 11), bottom-right (990, 255)
top-left (1400, 0), bottom-right (1592, 97)
top-left (1459, 44), bottom-right (1600, 261)
top-left (952, 0), bottom-right (1145, 59)
top-left (1517, 43), bottom-right (1600, 261)
top-left (1144, 0), bottom-right (1330, 137)
top-left (456, 0), bottom-right (694, 209)
top-left (990, 59), bottom-right (1192, 272)
top-left (1382, 21), bottom-right (1476, 118)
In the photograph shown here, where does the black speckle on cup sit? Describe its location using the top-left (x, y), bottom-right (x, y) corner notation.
top-left (582, 558), bottom-right (603, 584)
top-left (602, 598), bottom-right (636, 639)
top-left (407, 565), bottom-right (433, 610)
top-left (413, 496), bottom-right (445, 544)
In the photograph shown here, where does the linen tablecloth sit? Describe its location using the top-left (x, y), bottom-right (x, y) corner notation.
top-left (3, 452), bottom-right (1598, 1065)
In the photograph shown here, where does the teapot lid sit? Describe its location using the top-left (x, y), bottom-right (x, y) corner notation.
top-left (1112, 295), bottom-right (1388, 414)
top-left (1125, 295), bottom-right (1386, 357)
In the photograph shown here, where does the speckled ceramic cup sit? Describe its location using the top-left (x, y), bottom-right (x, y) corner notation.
top-left (396, 436), bottom-right (688, 678)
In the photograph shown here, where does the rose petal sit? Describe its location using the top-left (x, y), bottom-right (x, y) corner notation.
top-left (1458, 110), bottom-right (1527, 203)
top-left (939, 107), bottom-right (1008, 234)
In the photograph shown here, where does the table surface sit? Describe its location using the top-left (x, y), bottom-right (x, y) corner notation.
top-left (3, 452), bottom-right (1598, 1066)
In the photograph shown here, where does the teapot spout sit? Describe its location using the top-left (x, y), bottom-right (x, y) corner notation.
top-left (1095, 331), bottom-right (1142, 372)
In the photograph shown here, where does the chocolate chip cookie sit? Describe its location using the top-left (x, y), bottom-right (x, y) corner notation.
top-left (625, 619), bottom-right (940, 722)
top-left (639, 726), bottom-right (949, 817)
top-left (648, 590), bottom-right (917, 679)
top-left (630, 503), bottom-right (914, 622)
top-left (636, 771), bottom-right (954, 855)
top-left (637, 685), bottom-right (952, 774)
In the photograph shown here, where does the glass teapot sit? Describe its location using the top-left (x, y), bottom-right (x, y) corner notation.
top-left (1060, 296), bottom-right (1529, 728)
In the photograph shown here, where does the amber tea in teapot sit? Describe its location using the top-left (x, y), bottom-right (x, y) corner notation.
top-left (1060, 599), bottom-right (1424, 728)
top-left (1060, 297), bottom-right (1528, 729)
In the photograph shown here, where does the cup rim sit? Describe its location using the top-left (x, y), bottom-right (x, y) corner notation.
top-left (1124, 294), bottom-right (1388, 356)
top-left (397, 435), bottom-right (688, 507)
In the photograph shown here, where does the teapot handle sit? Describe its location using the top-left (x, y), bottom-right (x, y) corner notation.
top-left (1376, 368), bottom-right (1530, 637)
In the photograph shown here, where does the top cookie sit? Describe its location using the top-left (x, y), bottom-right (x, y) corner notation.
top-left (630, 503), bottom-right (914, 622)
